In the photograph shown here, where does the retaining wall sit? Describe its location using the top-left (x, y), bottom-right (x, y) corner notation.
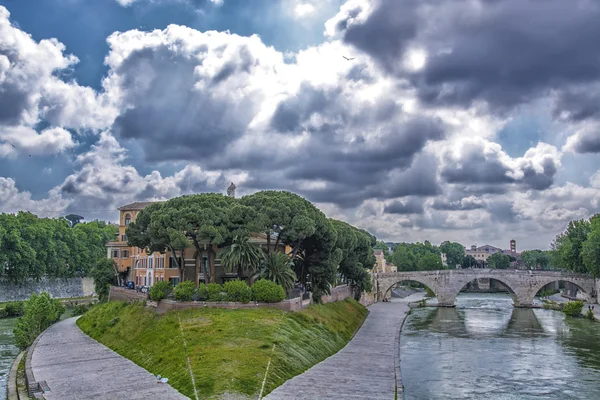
top-left (0, 277), bottom-right (94, 302)
top-left (109, 286), bottom-right (148, 303)
top-left (156, 297), bottom-right (304, 312)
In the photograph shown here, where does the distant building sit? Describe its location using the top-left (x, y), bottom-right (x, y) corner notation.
top-left (373, 249), bottom-right (387, 273)
top-left (465, 244), bottom-right (503, 263)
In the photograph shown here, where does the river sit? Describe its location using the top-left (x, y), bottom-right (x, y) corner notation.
top-left (400, 293), bottom-right (600, 400)
top-left (0, 318), bottom-right (18, 400)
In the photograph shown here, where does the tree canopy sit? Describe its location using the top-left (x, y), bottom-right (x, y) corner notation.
top-left (553, 214), bottom-right (600, 277)
top-left (439, 241), bottom-right (465, 268)
top-left (487, 253), bottom-right (510, 269)
top-left (128, 191), bottom-right (376, 300)
top-left (391, 242), bottom-right (444, 272)
top-left (0, 212), bottom-right (117, 284)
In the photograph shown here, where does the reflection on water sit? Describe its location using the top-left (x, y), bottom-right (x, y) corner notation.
top-left (401, 293), bottom-right (600, 400)
top-left (0, 318), bottom-right (18, 400)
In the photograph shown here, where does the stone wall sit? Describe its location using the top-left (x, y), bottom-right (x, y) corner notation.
top-left (0, 277), bottom-right (95, 302)
top-left (156, 297), bottom-right (304, 312)
top-left (321, 285), bottom-right (353, 304)
top-left (109, 286), bottom-right (148, 303)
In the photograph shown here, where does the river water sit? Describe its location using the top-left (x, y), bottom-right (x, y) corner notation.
top-left (401, 293), bottom-right (600, 400)
top-left (0, 318), bottom-right (18, 400)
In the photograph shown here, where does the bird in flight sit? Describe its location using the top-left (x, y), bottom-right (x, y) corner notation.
top-left (343, 56), bottom-right (355, 61)
top-left (10, 144), bottom-right (16, 148)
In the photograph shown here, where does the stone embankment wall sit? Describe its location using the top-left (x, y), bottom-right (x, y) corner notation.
top-left (0, 277), bottom-right (95, 302)
top-left (109, 287), bottom-right (148, 303)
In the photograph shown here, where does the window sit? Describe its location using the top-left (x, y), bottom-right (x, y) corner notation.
top-left (112, 250), bottom-right (119, 258)
top-left (121, 234), bottom-right (128, 242)
top-left (125, 214), bottom-right (131, 226)
top-left (122, 250), bottom-right (129, 258)
top-left (149, 258), bottom-right (153, 269)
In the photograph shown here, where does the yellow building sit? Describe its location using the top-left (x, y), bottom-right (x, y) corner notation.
top-left (106, 201), bottom-right (291, 288)
top-left (373, 249), bottom-right (387, 273)
top-left (465, 244), bottom-right (503, 263)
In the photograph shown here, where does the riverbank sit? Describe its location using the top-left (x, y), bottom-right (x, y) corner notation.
top-left (76, 298), bottom-right (367, 399)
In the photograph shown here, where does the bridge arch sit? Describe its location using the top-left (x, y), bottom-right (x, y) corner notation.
top-left (526, 276), bottom-right (596, 305)
top-left (376, 273), bottom-right (441, 303)
top-left (439, 274), bottom-right (524, 307)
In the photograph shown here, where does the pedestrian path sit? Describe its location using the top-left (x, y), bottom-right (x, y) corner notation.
top-left (264, 292), bottom-right (424, 400)
top-left (29, 317), bottom-right (187, 400)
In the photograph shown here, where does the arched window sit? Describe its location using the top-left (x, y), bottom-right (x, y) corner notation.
top-left (125, 214), bottom-right (131, 226)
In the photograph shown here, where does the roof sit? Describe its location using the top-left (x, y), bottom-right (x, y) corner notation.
top-left (118, 201), bottom-right (161, 211)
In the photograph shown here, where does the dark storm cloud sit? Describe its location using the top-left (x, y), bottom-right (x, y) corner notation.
top-left (439, 140), bottom-right (560, 191)
top-left (384, 199), bottom-right (424, 215)
top-left (336, 0), bottom-right (600, 114)
top-left (110, 40), bottom-right (262, 163)
top-left (431, 197), bottom-right (486, 211)
top-left (569, 130), bottom-right (600, 154)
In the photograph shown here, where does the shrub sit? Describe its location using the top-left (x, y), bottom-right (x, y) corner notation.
top-left (13, 292), bottom-right (65, 349)
top-left (149, 281), bottom-right (173, 302)
top-left (4, 301), bottom-right (25, 317)
top-left (562, 300), bottom-right (584, 317)
top-left (174, 281), bottom-right (196, 302)
top-left (251, 279), bottom-right (286, 303)
top-left (223, 280), bottom-right (252, 303)
top-left (207, 283), bottom-right (227, 302)
top-left (586, 308), bottom-right (596, 321)
top-left (0, 308), bottom-right (7, 319)
top-left (197, 283), bottom-right (209, 300)
top-left (72, 304), bottom-right (91, 316)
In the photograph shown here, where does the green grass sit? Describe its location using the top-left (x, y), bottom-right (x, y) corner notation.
top-left (77, 299), bottom-right (367, 399)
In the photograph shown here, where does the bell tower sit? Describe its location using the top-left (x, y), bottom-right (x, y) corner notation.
top-left (227, 182), bottom-right (236, 198)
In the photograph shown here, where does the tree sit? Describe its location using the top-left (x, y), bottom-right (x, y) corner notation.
top-left (487, 253), bottom-right (510, 269)
top-left (13, 292), bottom-right (64, 349)
top-left (129, 194), bottom-right (242, 286)
top-left (439, 241), bottom-right (465, 268)
top-left (582, 214), bottom-right (600, 278)
top-left (417, 253), bottom-right (443, 271)
top-left (254, 252), bottom-right (297, 292)
top-left (91, 259), bottom-right (117, 302)
top-left (330, 219), bottom-right (375, 298)
top-left (461, 255), bottom-right (476, 269)
top-left (220, 235), bottom-right (265, 280)
top-left (553, 219), bottom-right (592, 273)
top-left (65, 214), bottom-right (84, 228)
top-left (392, 244), bottom-right (417, 271)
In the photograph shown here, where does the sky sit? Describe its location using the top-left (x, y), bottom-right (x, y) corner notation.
top-left (0, 0), bottom-right (599, 251)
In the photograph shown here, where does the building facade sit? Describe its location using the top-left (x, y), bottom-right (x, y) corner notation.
top-left (373, 249), bottom-right (387, 273)
top-left (106, 201), bottom-right (290, 288)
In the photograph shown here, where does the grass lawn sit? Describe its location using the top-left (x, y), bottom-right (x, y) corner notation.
top-left (77, 299), bottom-right (368, 399)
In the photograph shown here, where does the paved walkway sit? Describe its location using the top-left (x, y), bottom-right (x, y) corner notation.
top-left (29, 317), bottom-right (187, 400)
top-left (265, 292), bottom-right (424, 400)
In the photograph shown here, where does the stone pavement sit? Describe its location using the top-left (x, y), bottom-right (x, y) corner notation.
top-left (29, 317), bottom-right (188, 400)
top-left (264, 292), bottom-right (424, 400)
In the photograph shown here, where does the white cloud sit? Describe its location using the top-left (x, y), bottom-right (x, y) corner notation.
top-left (0, 126), bottom-right (76, 157)
top-left (294, 3), bottom-right (316, 18)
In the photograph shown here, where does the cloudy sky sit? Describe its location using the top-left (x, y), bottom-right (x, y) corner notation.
top-left (1, 0), bottom-right (599, 250)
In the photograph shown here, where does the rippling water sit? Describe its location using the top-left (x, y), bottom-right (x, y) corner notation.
top-left (0, 318), bottom-right (18, 400)
top-left (400, 293), bottom-right (600, 400)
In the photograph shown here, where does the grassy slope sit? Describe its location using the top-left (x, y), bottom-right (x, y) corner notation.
top-left (77, 299), bottom-right (367, 399)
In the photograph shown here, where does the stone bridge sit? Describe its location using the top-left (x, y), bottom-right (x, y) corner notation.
top-left (375, 269), bottom-right (598, 307)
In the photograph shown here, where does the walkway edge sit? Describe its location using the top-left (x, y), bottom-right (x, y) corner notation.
top-left (6, 350), bottom-right (25, 400)
top-left (25, 320), bottom-right (55, 399)
top-left (394, 308), bottom-right (411, 399)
